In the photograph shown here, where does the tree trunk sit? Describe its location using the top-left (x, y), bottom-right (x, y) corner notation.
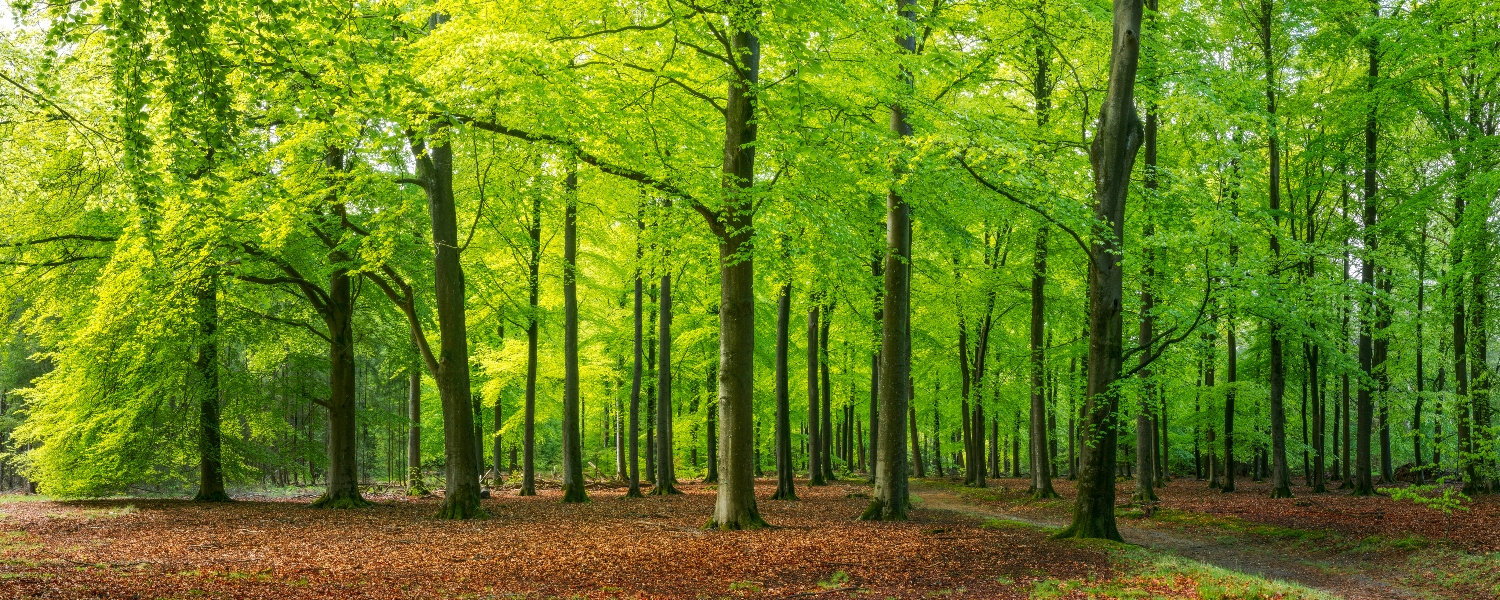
top-left (193, 271), bottom-right (230, 503)
top-left (519, 168), bottom-right (542, 498)
top-left (1353, 14), bottom-right (1379, 496)
top-left (909, 401), bottom-right (925, 478)
top-left (1030, 227), bottom-right (1057, 498)
top-left (652, 270), bottom-right (680, 495)
top-left (560, 168), bottom-right (588, 503)
top-left (807, 304), bottom-right (825, 486)
top-left (820, 303), bottom-right (835, 481)
top-left (773, 283), bottom-right (798, 500)
top-left (704, 11), bottom-right (765, 529)
top-left (313, 150), bottom-right (367, 510)
top-left (862, 0), bottom-right (915, 522)
top-left (626, 250), bottom-right (644, 498)
top-left (1056, 0), bottom-right (1144, 543)
top-left (706, 362), bottom-right (720, 483)
top-left (407, 359), bottom-right (423, 492)
top-left (1257, 0), bottom-right (1293, 500)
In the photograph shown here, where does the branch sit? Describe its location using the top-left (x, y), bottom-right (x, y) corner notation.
top-left (1119, 254), bottom-right (1215, 379)
top-left (0, 255), bottom-right (108, 267)
top-left (0, 234), bottom-right (117, 248)
top-left (231, 304), bottom-right (332, 343)
top-left (549, 16), bottom-right (676, 41)
top-left (955, 154), bottom-right (1093, 262)
top-left (451, 114), bottom-right (712, 219)
top-left (360, 267), bottom-right (440, 378)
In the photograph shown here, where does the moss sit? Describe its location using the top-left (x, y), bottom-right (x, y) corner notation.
top-left (310, 493), bottom-right (374, 510)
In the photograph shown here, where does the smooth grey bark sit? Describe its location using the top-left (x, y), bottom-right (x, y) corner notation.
top-left (561, 168), bottom-right (588, 503)
top-left (1056, 0), bottom-right (1144, 542)
top-left (820, 304), bottom-right (834, 481)
top-left (862, 0), bottom-right (915, 522)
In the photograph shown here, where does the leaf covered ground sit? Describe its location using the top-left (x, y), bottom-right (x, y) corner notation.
top-left (0, 480), bottom-right (1128, 599)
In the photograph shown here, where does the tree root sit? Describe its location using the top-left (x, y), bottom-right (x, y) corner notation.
top-left (310, 493), bottom-right (374, 509)
top-left (193, 490), bottom-right (233, 503)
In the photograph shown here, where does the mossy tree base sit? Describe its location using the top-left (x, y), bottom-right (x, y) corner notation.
top-left (310, 492), bottom-right (374, 509)
top-left (518, 486), bottom-right (537, 496)
top-left (406, 485), bottom-right (430, 497)
top-left (435, 495), bottom-right (487, 520)
top-left (561, 483), bottom-right (590, 503)
top-left (858, 498), bottom-right (906, 521)
top-left (649, 483), bottom-right (682, 496)
top-left (1130, 489), bottom-right (1157, 503)
top-left (1269, 486), bottom-right (1294, 499)
top-left (770, 489), bottom-right (798, 501)
top-left (193, 489), bottom-right (233, 503)
top-left (623, 486), bottom-right (645, 499)
top-left (704, 511), bottom-right (768, 531)
top-left (1031, 489), bottom-right (1061, 500)
top-left (1052, 519), bottom-right (1123, 542)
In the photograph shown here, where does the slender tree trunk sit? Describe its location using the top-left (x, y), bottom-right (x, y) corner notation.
top-left (193, 271), bottom-right (230, 502)
top-left (1257, 0), bottom-right (1292, 499)
top-left (807, 304), bottom-right (825, 486)
top-left (1224, 321), bottom-right (1237, 493)
top-left (773, 283), bottom-right (798, 500)
top-left (626, 233), bottom-right (645, 498)
top-left (909, 401), bottom-right (925, 478)
top-left (1376, 274), bottom-right (1393, 484)
top-left (1030, 227), bottom-right (1058, 498)
top-left (313, 149), bottom-right (367, 509)
top-left (520, 175), bottom-right (542, 498)
top-left (560, 168), bottom-right (588, 503)
top-left (706, 363), bottom-right (720, 483)
top-left (653, 270), bottom-right (680, 495)
top-left (820, 304), bottom-right (835, 481)
top-left (869, 251), bottom-right (882, 482)
top-left (407, 358), bottom-right (423, 492)
top-left (1353, 13), bottom-right (1379, 496)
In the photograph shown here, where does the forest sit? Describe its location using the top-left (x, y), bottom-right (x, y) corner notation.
top-left (0, 0), bottom-right (1498, 597)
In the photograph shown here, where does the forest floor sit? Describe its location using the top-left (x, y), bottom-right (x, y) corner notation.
top-left (917, 475), bottom-right (1500, 599)
top-left (0, 477), bottom-right (1336, 599)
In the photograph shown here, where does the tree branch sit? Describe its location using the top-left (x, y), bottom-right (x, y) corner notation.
top-left (0, 234), bottom-right (118, 248)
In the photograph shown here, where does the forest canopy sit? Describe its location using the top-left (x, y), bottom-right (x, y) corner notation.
top-left (0, 0), bottom-right (1497, 542)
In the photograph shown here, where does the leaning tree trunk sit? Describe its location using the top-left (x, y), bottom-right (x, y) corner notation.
top-left (808, 303), bottom-right (825, 486)
top-left (772, 283), bottom-right (798, 500)
top-left (704, 9), bottom-right (764, 529)
top-left (1055, 0), bottom-right (1144, 542)
top-left (1030, 227), bottom-right (1058, 499)
top-left (560, 168), bottom-right (588, 503)
top-left (193, 270), bottom-right (230, 502)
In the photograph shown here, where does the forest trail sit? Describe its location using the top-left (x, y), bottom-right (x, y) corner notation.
top-left (910, 481), bottom-right (1420, 600)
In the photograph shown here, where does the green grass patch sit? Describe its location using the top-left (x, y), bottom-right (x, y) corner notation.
top-left (1354, 533), bottom-right (1431, 553)
top-left (1038, 538), bottom-right (1333, 599)
top-left (46, 504), bottom-right (138, 520)
top-left (0, 494), bottom-right (51, 504)
top-left (979, 517), bottom-right (1039, 532)
top-left (1402, 548), bottom-right (1500, 595)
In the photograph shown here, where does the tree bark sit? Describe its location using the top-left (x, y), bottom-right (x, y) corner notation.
top-left (820, 302), bottom-right (835, 481)
top-left (704, 7), bottom-right (765, 529)
top-left (407, 357), bottom-right (423, 493)
top-left (807, 304), bottom-right (825, 486)
top-left (773, 283), bottom-right (798, 500)
top-left (519, 165), bottom-right (542, 498)
top-left (626, 237), bottom-right (645, 498)
top-left (560, 168), bottom-right (588, 503)
top-left (1055, 0), bottom-right (1144, 542)
top-left (193, 270), bottom-right (230, 502)
top-left (1030, 227), bottom-right (1057, 498)
top-left (652, 270), bottom-right (680, 495)
top-left (1353, 12), bottom-right (1379, 496)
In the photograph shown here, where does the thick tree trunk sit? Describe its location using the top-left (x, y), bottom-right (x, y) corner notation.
top-left (773, 283), bottom-right (798, 500)
top-left (705, 12), bottom-right (765, 529)
top-left (193, 271), bottom-right (230, 503)
top-left (1030, 227), bottom-right (1057, 498)
top-left (314, 151), bottom-right (367, 510)
top-left (421, 124), bottom-right (483, 519)
top-left (1258, 0), bottom-right (1293, 499)
top-left (560, 169), bottom-right (588, 503)
top-left (1056, 0), bottom-right (1144, 542)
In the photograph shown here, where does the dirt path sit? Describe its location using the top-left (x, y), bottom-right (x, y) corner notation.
top-left (911, 482), bottom-right (1419, 600)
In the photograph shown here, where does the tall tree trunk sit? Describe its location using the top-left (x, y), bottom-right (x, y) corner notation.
top-left (862, 0), bottom-right (916, 522)
top-left (626, 230), bottom-right (645, 498)
top-left (1030, 227), bottom-right (1058, 498)
top-left (1223, 320), bottom-right (1237, 493)
top-left (1376, 274), bottom-right (1393, 484)
top-left (1257, 0), bottom-right (1293, 499)
top-left (1056, 0), bottom-right (1144, 542)
top-left (868, 251), bottom-right (882, 482)
top-left (773, 283), bottom-right (798, 500)
top-left (193, 270), bottom-right (229, 502)
top-left (402, 102), bottom-right (482, 518)
top-left (820, 303), bottom-right (835, 481)
top-left (1353, 11), bottom-right (1379, 496)
top-left (560, 168), bottom-right (588, 503)
top-left (705, 8), bottom-right (765, 529)
top-left (520, 170), bottom-right (542, 498)
top-left (1412, 227), bottom-right (1426, 485)
top-left (807, 304), bottom-right (825, 486)
top-left (706, 362), bottom-right (720, 483)
top-left (313, 149), bottom-right (367, 509)
top-left (909, 399), bottom-right (925, 478)
top-left (652, 270), bottom-right (680, 495)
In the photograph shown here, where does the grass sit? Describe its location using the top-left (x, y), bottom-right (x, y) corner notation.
top-left (1149, 508), bottom-right (1329, 543)
top-left (1034, 538), bottom-right (1334, 599)
top-left (1400, 548), bottom-right (1500, 596)
top-left (45, 504), bottom-right (139, 520)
